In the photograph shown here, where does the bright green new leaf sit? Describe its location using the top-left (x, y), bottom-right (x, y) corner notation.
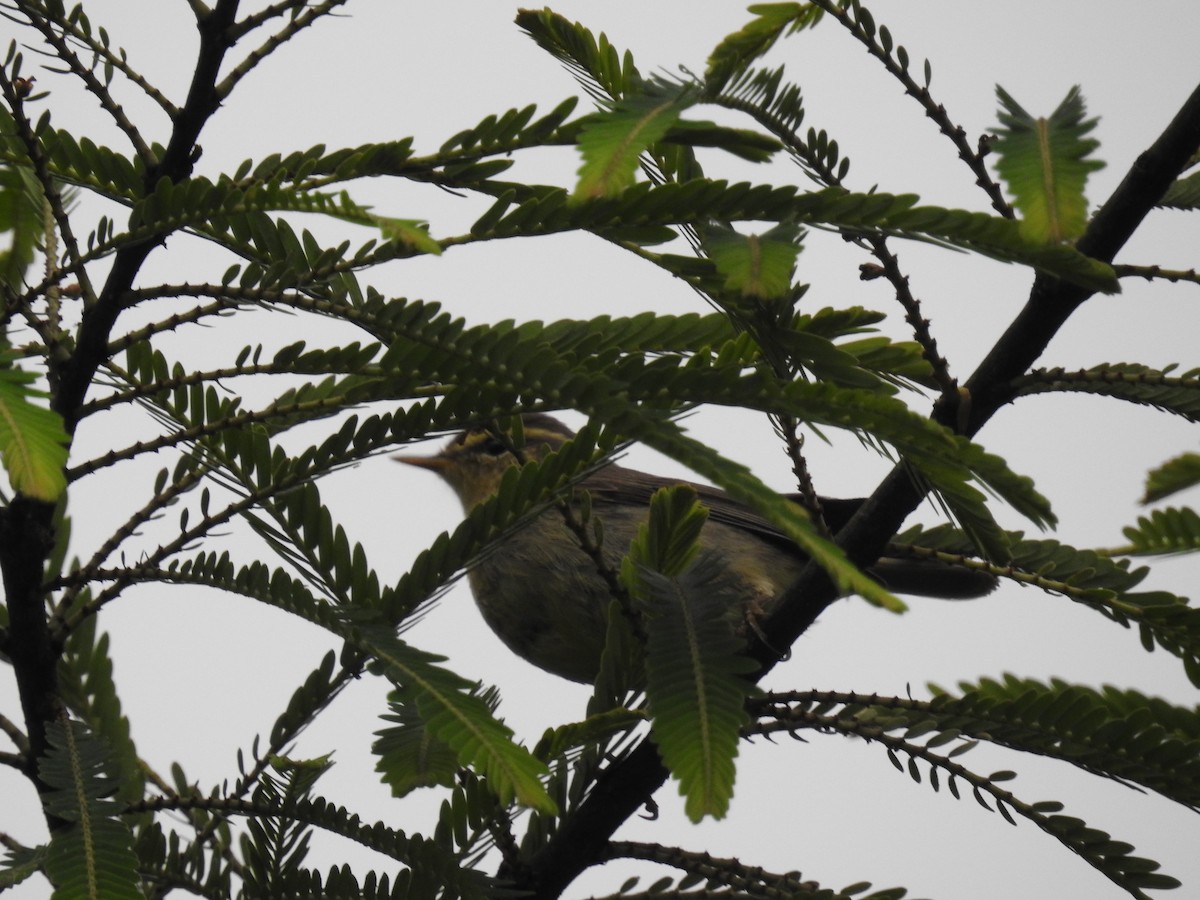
top-left (622, 483), bottom-right (710, 578)
top-left (372, 216), bottom-right (443, 255)
top-left (0, 164), bottom-right (46, 289)
top-left (993, 85), bottom-right (1105, 243)
top-left (574, 88), bottom-right (696, 199)
top-left (705, 222), bottom-right (802, 299)
top-left (0, 363), bottom-right (69, 501)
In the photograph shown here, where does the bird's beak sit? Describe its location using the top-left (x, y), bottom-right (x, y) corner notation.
top-left (393, 454), bottom-right (449, 472)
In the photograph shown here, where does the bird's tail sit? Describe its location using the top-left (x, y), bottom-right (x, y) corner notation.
top-left (868, 557), bottom-right (997, 600)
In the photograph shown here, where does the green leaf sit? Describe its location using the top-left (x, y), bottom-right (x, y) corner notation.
top-left (534, 706), bottom-right (646, 762)
top-left (622, 486), bottom-right (756, 821)
top-left (374, 686), bottom-right (486, 797)
top-left (931, 675), bottom-right (1200, 811)
top-left (623, 484), bottom-right (711, 577)
top-left (660, 119), bottom-right (782, 163)
top-left (704, 222), bottom-right (802, 299)
top-left (1158, 168), bottom-right (1200, 210)
top-left (58, 612), bottom-right (145, 805)
top-left (1143, 452), bottom-right (1200, 503)
top-left (705, 3), bottom-right (824, 94)
top-left (41, 720), bottom-right (143, 900)
top-left (0, 361), bottom-right (69, 501)
top-left (1014, 363), bottom-right (1200, 423)
top-left (371, 216), bottom-right (442, 255)
top-left (574, 88), bottom-right (696, 199)
top-left (618, 417), bottom-right (903, 610)
top-left (1121, 507), bottom-right (1200, 556)
top-left (590, 597), bottom-right (647, 712)
top-left (475, 178), bottom-right (1119, 291)
top-left (791, 683), bottom-right (1187, 893)
top-left (0, 845), bottom-right (46, 890)
top-left (241, 755), bottom-right (334, 896)
top-left (898, 524), bottom-right (1200, 683)
top-left (993, 85), bottom-right (1105, 243)
top-left (0, 163), bottom-right (46, 287)
top-left (357, 628), bottom-right (556, 812)
top-left (515, 8), bottom-right (642, 102)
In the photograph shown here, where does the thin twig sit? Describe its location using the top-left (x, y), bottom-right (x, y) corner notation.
top-left (229, 0), bottom-right (330, 40)
top-left (216, 0), bottom-right (350, 100)
top-left (862, 234), bottom-right (958, 403)
top-left (13, 6), bottom-right (156, 166)
top-left (0, 710), bottom-right (30, 756)
top-left (607, 840), bottom-right (817, 899)
top-left (1113, 263), bottom-right (1200, 285)
top-left (0, 63), bottom-right (94, 365)
top-left (809, 0), bottom-right (1013, 217)
top-left (65, 392), bottom-right (353, 482)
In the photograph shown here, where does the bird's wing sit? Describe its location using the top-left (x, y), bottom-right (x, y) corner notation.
top-left (581, 465), bottom-right (848, 551)
top-left (579, 467), bottom-right (995, 599)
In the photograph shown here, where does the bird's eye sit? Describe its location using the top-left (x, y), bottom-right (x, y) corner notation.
top-left (481, 436), bottom-right (509, 456)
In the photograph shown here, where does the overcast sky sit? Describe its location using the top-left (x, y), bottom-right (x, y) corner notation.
top-left (3, 2), bottom-right (1200, 898)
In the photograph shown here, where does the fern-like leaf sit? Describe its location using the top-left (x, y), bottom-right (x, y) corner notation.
top-left (1159, 168), bottom-right (1200, 210)
top-left (897, 524), bottom-right (1200, 686)
top-left (704, 222), bottom-right (803, 300)
top-left (374, 686), bottom-right (488, 797)
top-left (993, 85), bottom-right (1104, 243)
top-left (933, 676), bottom-right (1200, 811)
top-left (57, 612), bottom-right (144, 805)
top-left (1014, 363), bottom-right (1200, 423)
top-left (41, 719), bottom-right (142, 900)
top-left (574, 86), bottom-right (696, 199)
top-left (1120, 507), bottom-right (1200, 556)
top-left (515, 8), bottom-right (643, 103)
top-left (239, 755), bottom-right (336, 897)
top-left (357, 628), bottom-right (555, 813)
top-left (1143, 452), bottom-right (1200, 504)
top-left (0, 359), bottom-right (69, 501)
top-left (760, 687), bottom-right (1184, 895)
top-left (704, 3), bottom-right (825, 94)
top-left (623, 486), bottom-right (756, 822)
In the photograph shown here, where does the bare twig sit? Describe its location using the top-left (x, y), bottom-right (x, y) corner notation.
top-left (808, 0), bottom-right (1013, 217)
top-left (13, 6), bottom-right (156, 165)
top-left (217, 0), bottom-right (350, 100)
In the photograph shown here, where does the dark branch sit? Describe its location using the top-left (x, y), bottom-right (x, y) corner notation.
top-left (54, 0), bottom-right (241, 427)
top-left (510, 76), bottom-right (1200, 900)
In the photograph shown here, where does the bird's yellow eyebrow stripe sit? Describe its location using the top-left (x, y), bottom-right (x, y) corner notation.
top-left (456, 426), bottom-right (568, 450)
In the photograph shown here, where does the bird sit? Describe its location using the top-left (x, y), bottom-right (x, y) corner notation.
top-left (396, 413), bottom-right (995, 683)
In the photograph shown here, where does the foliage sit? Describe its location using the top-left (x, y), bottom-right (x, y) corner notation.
top-left (0, 1), bottom-right (1196, 899)
top-left (621, 485), bottom-right (757, 822)
top-left (993, 85), bottom-right (1105, 243)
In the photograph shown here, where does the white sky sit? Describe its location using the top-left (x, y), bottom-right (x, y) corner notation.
top-left (3, 2), bottom-right (1200, 898)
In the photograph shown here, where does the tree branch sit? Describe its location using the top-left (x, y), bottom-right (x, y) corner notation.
top-left (55, 0), bottom-right (241, 427)
top-left (510, 76), bottom-right (1200, 900)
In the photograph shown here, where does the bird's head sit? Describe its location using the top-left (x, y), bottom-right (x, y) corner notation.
top-left (394, 414), bottom-right (576, 509)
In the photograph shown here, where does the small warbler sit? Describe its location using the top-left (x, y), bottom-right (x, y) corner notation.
top-left (397, 414), bottom-right (994, 683)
